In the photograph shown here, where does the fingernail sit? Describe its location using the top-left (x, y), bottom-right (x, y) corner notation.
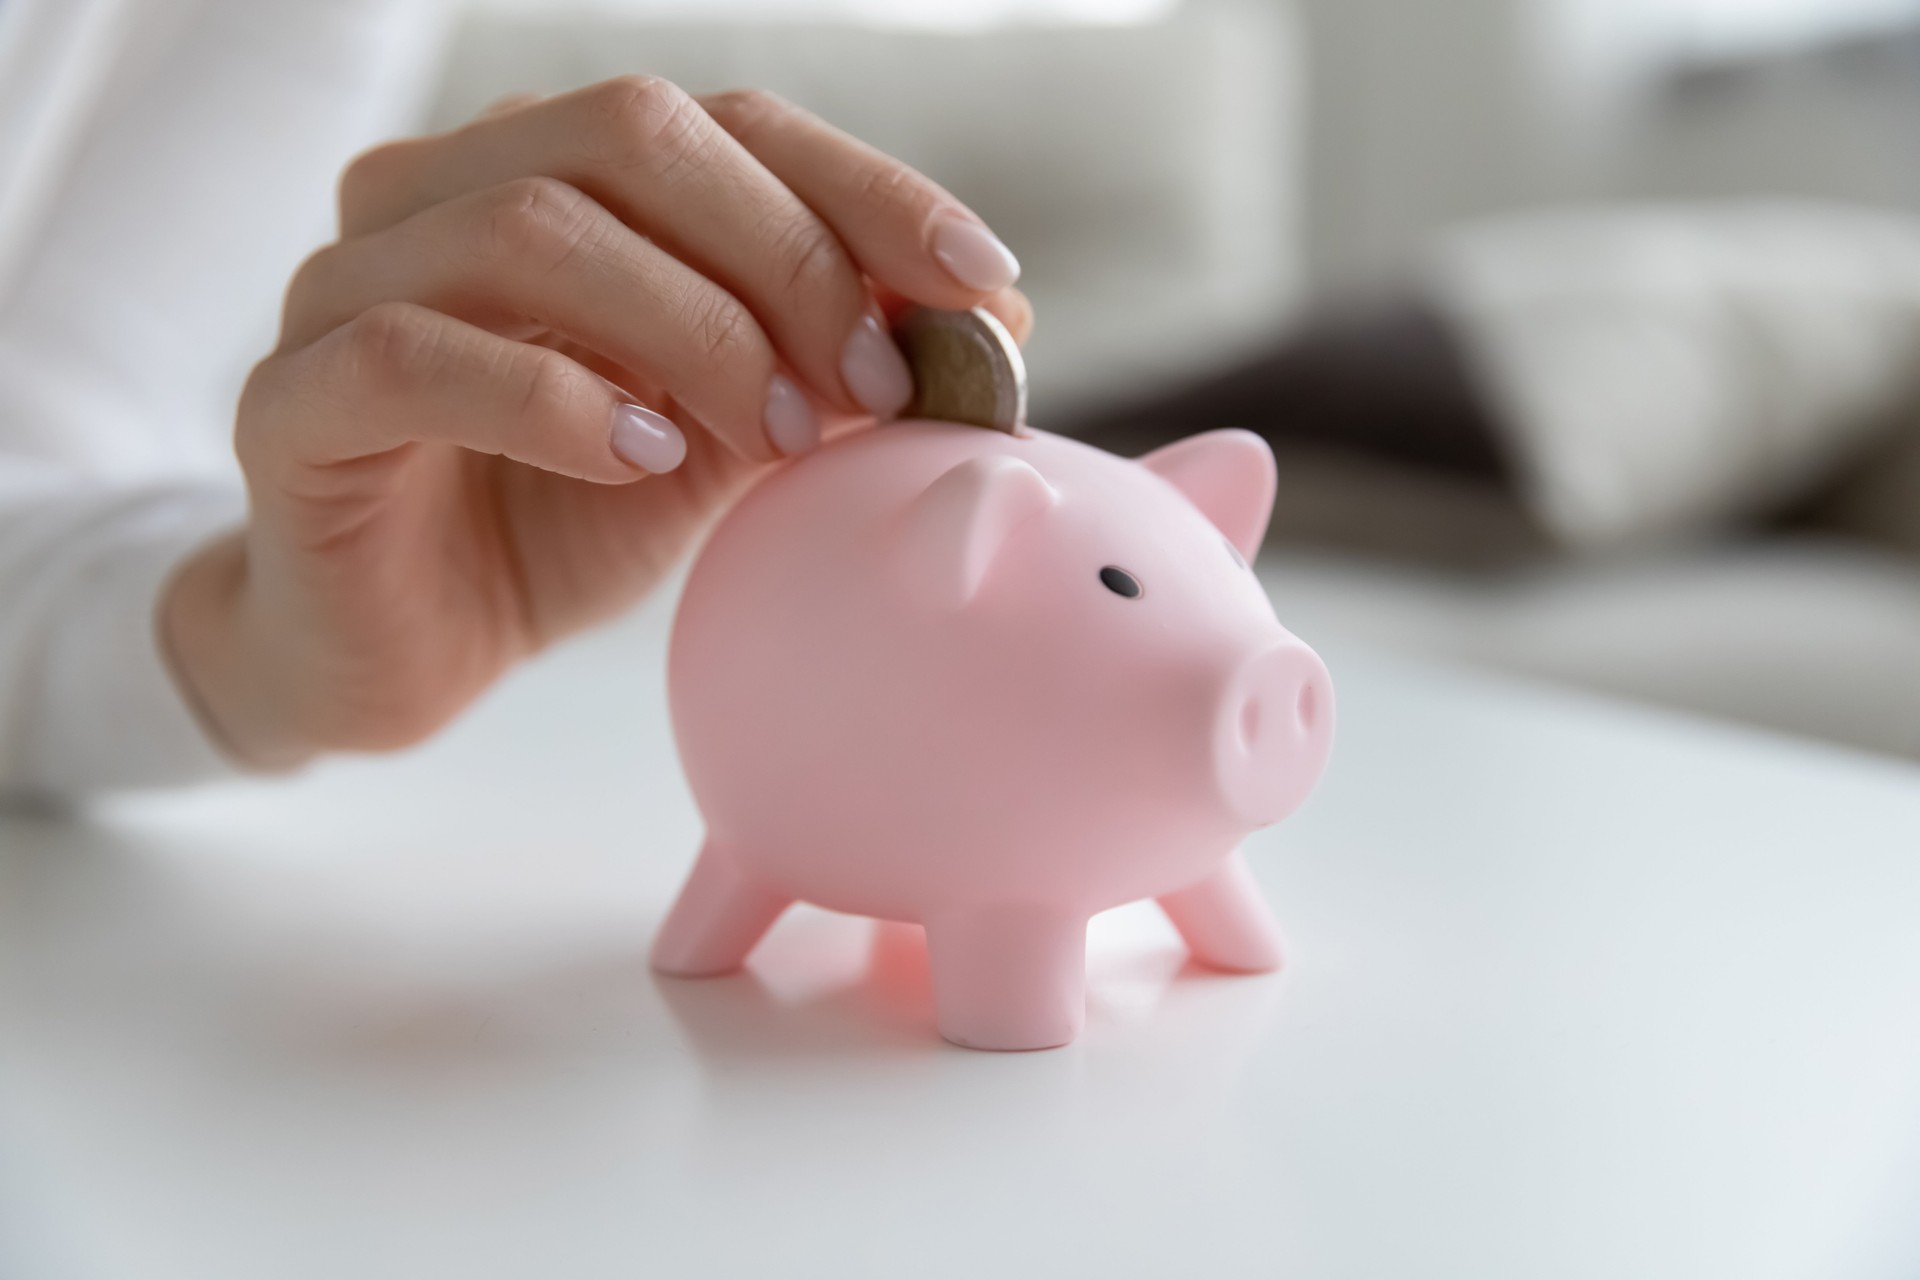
top-left (931, 215), bottom-right (1021, 291)
top-left (609, 403), bottom-right (686, 474)
top-left (763, 373), bottom-right (820, 456)
top-left (840, 314), bottom-right (913, 419)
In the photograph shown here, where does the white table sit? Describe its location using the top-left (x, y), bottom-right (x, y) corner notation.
top-left (4, 575), bottom-right (1920, 1280)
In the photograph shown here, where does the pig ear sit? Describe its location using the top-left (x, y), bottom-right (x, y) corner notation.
top-left (1137, 429), bottom-right (1276, 558)
top-left (900, 455), bottom-right (1059, 610)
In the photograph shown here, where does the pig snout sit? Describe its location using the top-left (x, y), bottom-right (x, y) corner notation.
top-left (1213, 642), bottom-right (1334, 828)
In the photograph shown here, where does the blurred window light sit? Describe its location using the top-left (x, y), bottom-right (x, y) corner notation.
top-left (1601, 0), bottom-right (1920, 62)
top-left (461, 0), bottom-right (1178, 29)
top-left (1537, 0), bottom-right (1920, 129)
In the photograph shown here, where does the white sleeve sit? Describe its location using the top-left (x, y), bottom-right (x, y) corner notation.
top-left (0, 0), bottom-right (451, 798)
top-left (0, 461), bottom-right (244, 796)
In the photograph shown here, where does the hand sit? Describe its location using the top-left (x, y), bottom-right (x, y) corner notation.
top-left (161, 78), bottom-right (1032, 768)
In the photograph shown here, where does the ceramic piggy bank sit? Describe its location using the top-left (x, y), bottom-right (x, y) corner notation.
top-left (652, 422), bottom-right (1334, 1050)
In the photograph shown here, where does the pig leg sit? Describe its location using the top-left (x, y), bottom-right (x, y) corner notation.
top-left (1157, 850), bottom-right (1284, 973)
top-left (924, 906), bottom-right (1088, 1051)
top-left (650, 841), bottom-right (792, 977)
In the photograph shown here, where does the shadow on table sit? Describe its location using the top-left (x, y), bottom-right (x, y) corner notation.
top-left (649, 911), bottom-right (1287, 1071)
top-left (650, 919), bottom-right (947, 1061)
top-left (1, 818), bottom-right (1287, 1117)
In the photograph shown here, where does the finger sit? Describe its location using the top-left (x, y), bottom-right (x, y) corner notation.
top-left (699, 89), bottom-right (1020, 305)
top-left (482, 92), bottom-right (543, 117)
top-left (337, 78), bottom-right (911, 420)
top-left (240, 301), bottom-right (684, 488)
top-left (981, 286), bottom-right (1033, 346)
top-left (873, 283), bottom-right (1034, 347)
top-left (287, 178), bottom-right (810, 464)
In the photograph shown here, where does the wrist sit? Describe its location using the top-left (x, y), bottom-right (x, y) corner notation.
top-left (158, 531), bottom-right (320, 772)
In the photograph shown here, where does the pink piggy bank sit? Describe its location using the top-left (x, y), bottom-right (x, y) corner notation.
top-left (652, 422), bottom-right (1334, 1050)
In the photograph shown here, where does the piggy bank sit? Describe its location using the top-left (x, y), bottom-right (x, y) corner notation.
top-left (652, 422), bottom-right (1334, 1050)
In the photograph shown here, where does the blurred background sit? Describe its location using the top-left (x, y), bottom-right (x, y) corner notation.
top-left (421, 0), bottom-right (1920, 762)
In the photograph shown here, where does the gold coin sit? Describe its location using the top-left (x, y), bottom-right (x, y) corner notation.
top-left (891, 306), bottom-right (1027, 433)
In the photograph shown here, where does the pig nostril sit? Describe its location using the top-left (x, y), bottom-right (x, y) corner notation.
top-left (1297, 682), bottom-right (1318, 730)
top-left (1239, 697), bottom-right (1262, 749)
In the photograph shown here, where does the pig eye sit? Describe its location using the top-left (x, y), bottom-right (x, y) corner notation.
top-left (1099, 566), bottom-right (1142, 599)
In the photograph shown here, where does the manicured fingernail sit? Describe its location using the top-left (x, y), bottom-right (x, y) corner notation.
top-left (763, 373), bottom-right (819, 456)
top-left (609, 403), bottom-right (685, 474)
top-left (840, 313), bottom-right (913, 419)
top-left (931, 215), bottom-right (1021, 291)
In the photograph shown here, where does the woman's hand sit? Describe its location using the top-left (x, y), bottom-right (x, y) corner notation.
top-left (161, 78), bottom-right (1031, 768)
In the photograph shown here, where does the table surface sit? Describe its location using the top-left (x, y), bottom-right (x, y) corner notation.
top-left (4, 573), bottom-right (1920, 1280)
